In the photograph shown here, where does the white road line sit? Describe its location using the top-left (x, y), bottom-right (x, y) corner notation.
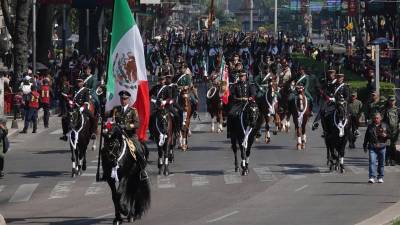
top-left (49, 181), bottom-right (75, 199)
top-left (0, 185), bottom-right (4, 193)
top-left (283, 167), bottom-right (307, 179)
top-left (50, 129), bottom-right (63, 135)
top-left (81, 173), bottom-right (96, 177)
top-left (95, 213), bottom-right (114, 219)
top-left (206, 210), bottom-right (239, 223)
top-left (295, 185), bottom-right (309, 192)
top-left (86, 166), bottom-right (101, 170)
top-left (347, 165), bottom-right (368, 174)
top-left (191, 174), bottom-right (209, 186)
top-left (85, 182), bottom-right (107, 196)
top-left (317, 167), bottom-right (334, 177)
top-left (253, 167), bottom-right (276, 182)
top-left (223, 171), bottom-right (242, 184)
top-left (90, 160), bottom-right (98, 163)
top-left (9, 183), bottom-right (39, 203)
top-left (157, 175), bottom-right (176, 189)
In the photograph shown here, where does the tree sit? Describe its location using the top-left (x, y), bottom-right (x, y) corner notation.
top-left (36, 4), bottom-right (55, 64)
top-left (1, 0), bottom-right (31, 89)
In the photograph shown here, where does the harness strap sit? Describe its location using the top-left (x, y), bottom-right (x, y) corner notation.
top-left (296, 75), bottom-right (307, 85)
top-left (334, 83), bottom-right (345, 96)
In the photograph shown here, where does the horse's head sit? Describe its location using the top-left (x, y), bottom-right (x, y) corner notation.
top-left (156, 108), bottom-right (170, 134)
top-left (69, 109), bottom-right (83, 130)
top-left (244, 100), bottom-right (259, 128)
top-left (335, 95), bottom-right (348, 121)
top-left (102, 120), bottom-right (124, 142)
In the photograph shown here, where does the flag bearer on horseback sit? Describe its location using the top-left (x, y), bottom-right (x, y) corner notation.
top-left (111, 90), bottom-right (139, 139)
top-left (382, 96), bottom-right (400, 166)
top-left (227, 70), bottom-right (257, 138)
top-left (72, 77), bottom-right (97, 140)
top-left (174, 62), bottom-right (199, 118)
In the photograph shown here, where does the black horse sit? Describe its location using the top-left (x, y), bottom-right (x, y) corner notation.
top-left (149, 106), bottom-right (175, 176)
top-left (69, 109), bottom-right (93, 177)
top-left (102, 122), bottom-right (151, 225)
top-left (322, 97), bottom-right (350, 173)
top-left (230, 100), bottom-right (259, 175)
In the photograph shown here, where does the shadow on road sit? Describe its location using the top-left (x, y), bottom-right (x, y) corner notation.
top-left (6, 216), bottom-right (110, 225)
top-left (8, 171), bottom-right (70, 178)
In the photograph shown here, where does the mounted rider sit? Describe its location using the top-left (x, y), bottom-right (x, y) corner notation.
top-left (277, 59), bottom-right (291, 88)
top-left (110, 90), bottom-right (140, 139)
top-left (290, 66), bottom-right (313, 111)
top-left (254, 65), bottom-right (275, 99)
top-left (71, 76), bottom-right (97, 140)
top-left (174, 62), bottom-right (199, 118)
top-left (312, 69), bottom-right (338, 134)
top-left (333, 73), bottom-right (350, 102)
top-left (227, 70), bottom-right (257, 138)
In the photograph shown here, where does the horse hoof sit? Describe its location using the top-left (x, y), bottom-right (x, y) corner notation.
top-left (217, 129), bottom-right (222, 133)
top-left (211, 128), bottom-right (215, 132)
top-left (158, 169), bottom-right (162, 175)
top-left (255, 138), bottom-right (260, 143)
top-left (113, 219), bottom-right (122, 225)
top-left (301, 144), bottom-right (305, 150)
top-left (235, 167), bottom-right (239, 172)
top-left (272, 131), bottom-right (277, 135)
top-left (265, 137), bottom-right (271, 144)
top-left (164, 168), bottom-right (170, 176)
top-left (127, 216), bottom-right (134, 223)
top-left (297, 144), bottom-right (302, 150)
top-left (91, 145), bottom-right (96, 151)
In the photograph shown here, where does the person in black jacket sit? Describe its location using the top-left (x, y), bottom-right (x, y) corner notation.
top-left (363, 113), bottom-right (390, 184)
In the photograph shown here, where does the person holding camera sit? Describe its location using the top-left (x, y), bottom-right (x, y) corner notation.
top-left (363, 113), bottom-right (390, 183)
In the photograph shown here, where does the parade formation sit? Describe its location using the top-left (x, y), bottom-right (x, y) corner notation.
top-left (1, 0), bottom-right (400, 224)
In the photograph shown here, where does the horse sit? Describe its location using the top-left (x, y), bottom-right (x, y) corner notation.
top-left (230, 100), bottom-right (259, 175)
top-left (277, 82), bottom-right (292, 132)
top-left (256, 80), bottom-right (281, 143)
top-left (322, 97), bottom-right (350, 173)
top-left (179, 86), bottom-right (193, 151)
top-left (206, 81), bottom-right (224, 133)
top-left (290, 85), bottom-right (311, 150)
top-left (68, 107), bottom-right (93, 177)
top-left (101, 121), bottom-right (151, 225)
top-left (149, 106), bottom-right (175, 176)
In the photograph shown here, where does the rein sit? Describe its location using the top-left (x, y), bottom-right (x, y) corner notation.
top-left (333, 108), bottom-right (348, 137)
top-left (240, 101), bottom-right (253, 149)
top-left (296, 94), bottom-right (308, 127)
top-left (69, 112), bottom-right (85, 150)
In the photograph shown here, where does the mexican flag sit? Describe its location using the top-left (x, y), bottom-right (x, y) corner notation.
top-left (220, 57), bottom-right (230, 105)
top-left (106, 0), bottom-right (149, 142)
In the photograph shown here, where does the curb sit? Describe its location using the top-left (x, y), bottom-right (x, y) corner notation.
top-left (355, 201), bottom-right (400, 225)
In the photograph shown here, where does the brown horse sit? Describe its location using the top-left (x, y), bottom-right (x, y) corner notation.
top-left (179, 86), bottom-right (192, 151)
top-left (290, 86), bottom-right (311, 150)
top-left (206, 80), bottom-right (225, 133)
top-left (277, 82), bottom-right (293, 133)
top-left (256, 80), bottom-right (281, 143)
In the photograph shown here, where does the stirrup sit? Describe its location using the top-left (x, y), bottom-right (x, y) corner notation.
top-left (140, 170), bottom-right (149, 181)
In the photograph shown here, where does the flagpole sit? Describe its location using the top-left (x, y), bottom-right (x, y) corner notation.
top-left (96, 0), bottom-right (116, 182)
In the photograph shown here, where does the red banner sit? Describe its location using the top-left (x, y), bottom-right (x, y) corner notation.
top-left (348, 0), bottom-right (358, 16)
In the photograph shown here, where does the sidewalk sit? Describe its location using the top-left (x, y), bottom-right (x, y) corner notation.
top-left (5, 109), bottom-right (49, 138)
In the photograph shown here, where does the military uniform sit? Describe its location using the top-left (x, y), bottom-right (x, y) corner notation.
top-left (278, 66), bottom-right (291, 88)
top-left (112, 105), bottom-right (140, 139)
top-left (229, 79), bottom-right (256, 117)
top-left (72, 80), bottom-right (97, 138)
top-left (382, 96), bottom-right (400, 165)
top-left (333, 81), bottom-right (350, 102)
top-left (366, 100), bottom-right (382, 122)
top-left (312, 75), bottom-right (337, 132)
top-left (349, 93), bottom-right (363, 148)
top-left (254, 72), bottom-right (272, 98)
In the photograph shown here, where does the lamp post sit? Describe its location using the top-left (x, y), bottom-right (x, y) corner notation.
top-left (370, 37), bottom-right (391, 96)
top-left (32, 0), bottom-right (37, 75)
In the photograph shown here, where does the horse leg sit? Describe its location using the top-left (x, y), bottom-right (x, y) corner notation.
top-left (217, 111), bottom-right (223, 133)
top-left (158, 146), bottom-right (163, 175)
top-left (338, 143), bottom-right (346, 173)
top-left (70, 146), bottom-right (78, 177)
top-left (211, 116), bottom-right (215, 132)
top-left (265, 118), bottom-right (271, 144)
top-left (296, 128), bottom-right (302, 150)
top-left (240, 144), bottom-right (248, 176)
top-left (107, 178), bottom-right (123, 225)
top-left (286, 113), bottom-right (291, 132)
top-left (273, 114), bottom-right (279, 135)
top-left (231, 138), bottom-right (239, 172)
top-left (301, 121), bottom-right (307, 150)
top-left (164, 145), bottom-right (170, 176)
top-left (179, 131), bottom-right (183, 149)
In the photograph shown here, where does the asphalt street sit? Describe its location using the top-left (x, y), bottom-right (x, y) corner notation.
top-left (1, 86), bottom-right (400, 225)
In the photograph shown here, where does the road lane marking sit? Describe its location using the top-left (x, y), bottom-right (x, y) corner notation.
top-left (253, 167), bottom-right (276, 182)
top-left (87, 166), bottom-right (101, 170)
top-left (85, 182), bottom-right (107, 196)
top-left (347, 165), bottom-right (368, 174)
top-left (49, 181), bottom-right (75, 199)
top-left (95, 213), bottom-right (114, 219)
top-left (90, 160), bottom-right (98, 163)
top-left (157, 175), bottom-right (176, 188)
top-left (317, 167), bottom-right (334, 177)
top-left (81, 173), bottom-right (96, 177)
top-left (191, 174), bottom-right (209, 186)
top-left (9, 183), bottom-right (39, 203)
top-left (206, 210), bottom-right (239, 223)
top-left (295, 185), bottom-right (309, 192)
top-left (223, 170), bottom-right (242, 184)
top-left (50, 129), bottom-right (63, 135)
top-left (0, 185), bottom-right (4, 193)
top-left (283, 167), bottom-right (307, 179)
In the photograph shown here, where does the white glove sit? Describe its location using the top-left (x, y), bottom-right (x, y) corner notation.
top-left (151, 99), bottom-right (157, 103)
top-left (161, 100), bottom-right (167, 106)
